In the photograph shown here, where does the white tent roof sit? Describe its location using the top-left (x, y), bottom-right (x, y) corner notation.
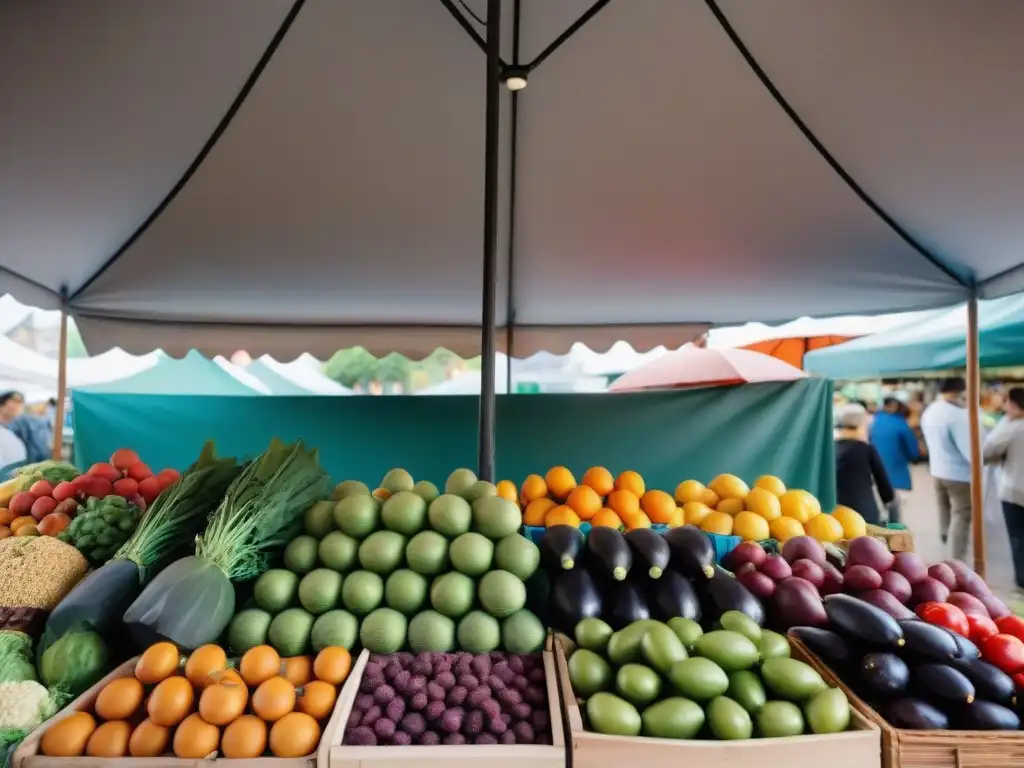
top-left (0, 337), bottom-right (57, 389)
top-left (213, 356), bottom-right (273, 394)
top-left (705, 311), bottom-right (943, 350)
top-left (65, 349), bottom-right (163, 387)
top-left (256, 354), bottom-right (353, 395)
top-left (3, 2), bottom-right (1023, 358)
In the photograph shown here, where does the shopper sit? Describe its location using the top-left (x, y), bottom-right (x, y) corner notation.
top-left (983, 387), bottom-right (1024, 593)
top-left (919, 377), bottom-right (974, 560)
top-left (0, 391), bottom-right (52, 464)
top-left (835, 403), bottom-right (895, 526)
top-left (870, 397), bottom-right (921, 523)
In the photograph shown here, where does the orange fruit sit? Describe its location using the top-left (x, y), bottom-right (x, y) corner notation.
top-left (220, 715), bottom-right (267, 759)
top-left (96, 677), bottom-right (144, 721)
top-left (769, 516), bottom-right (805, 542)
top-left (716, 498), bottom-right (746, 516)
top-left (545, 467), bottom-right (577, 501)
top-left (523, 498), bottom-right (557, 527)
top-left (699, 510), bottom-right (734, 536)
top-left (674, 480), bottom-right (706, 505)
top-left (496, 480), bottom-right (518, 502)
top-left (545, 505), bottom-right (581, 527)
top-left (640, 490), bottom-right (676, 524)
top-left (172, 714), bottom-right (219, 759)
top-left (607, 489), bottom-right (640, 517)
top-left (615, 470), bottom-right (645, 497)
top-left (520, 474), bottom-right (548, 504)
top-left (566, 485), bottom-right (602, 521)
top-left (806, 513), bottom-right (845, 543)
top-left (41, 712), bottom-right (96, 757)
top-left (754, 475), bottom-right (787, 496)
top-left (591, 508), bottom-right (621, 528)
top-left (708, 474), bottom-right (750, 501)
top-left (135, 642), bottom-right (181, 685)
top-left (667, 507), bottom-right (684, 527)
top-left (745, 488), bottom-right (782, 521)
top-left (733, 511), bottom-right (770, 542)
top-left (700, 488), bottom-right (720, 508)
top-left (620, 510), bottom-right (652, 530)
top-left (779, 490), bottom-right (820, 523)
top-left (313, 647), bottom-right (352, 685)
top-left (831, 505), bottom-right (867, 538)
top-left (683, 501), bottom-right (713, 526)
top-left (581, 467), bottom-right (615, 496)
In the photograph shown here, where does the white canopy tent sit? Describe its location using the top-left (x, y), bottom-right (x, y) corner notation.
top-left (705, 311), bottom-right (945, 350)
top-left (254, 354), bottom-right (353, 395)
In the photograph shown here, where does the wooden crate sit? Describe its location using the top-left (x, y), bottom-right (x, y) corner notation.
top-left (325, 639), bottom-right (567, 768)
top-left (555, 636), bottom-right (880, 768)
top-left (13, 656), bottom-right (336, 768)
top-left (791, 636), bottom-right (1024, 768)
top-left (865, 525), bottom-right (915, 553)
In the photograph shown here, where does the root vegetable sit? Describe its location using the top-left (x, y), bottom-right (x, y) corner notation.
top-left (761, 554), bottom-right (792, 582)
top-left (844, 565), bottom-right (883, 591)
top-left (781, 536), bottom-right (826, 566)
top-left (880, 570), bottom-right (912, 604)
top-left (890, 552), bottom-right (928, 584)
top-left (820, 562), bottom-right (844, 596)
top-left (927, 563), bottom-right (957, 590)
top-left (858, 589), bottom-right (915, 620)
top-left (947, 591), bottom-right (990, 618)
top-left (790, 559), bottom-right (825, 589)
top-left (910, 577), bottom-right (950, 606)
top-left (846, 536), bottom-right (894, 572)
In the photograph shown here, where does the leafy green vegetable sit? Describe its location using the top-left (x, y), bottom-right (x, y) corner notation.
top-left (39, 630), bottom-right (108, 696)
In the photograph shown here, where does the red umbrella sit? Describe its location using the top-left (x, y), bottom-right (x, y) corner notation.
top-left (610, 345), bottom-right (807, 392)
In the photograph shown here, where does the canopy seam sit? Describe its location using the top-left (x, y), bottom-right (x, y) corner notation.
top-left (0, 265), bottom-right (61, 300)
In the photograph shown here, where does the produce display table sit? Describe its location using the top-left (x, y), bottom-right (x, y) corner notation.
top-left (792, 637), bottom-right (1024, 768)
top-left (554, 637), bottom-right (880, 768)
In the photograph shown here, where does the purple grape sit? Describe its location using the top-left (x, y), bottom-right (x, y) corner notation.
top-left (500, 731), bottom-right (516, 745)
top-left (475, 733), bottom-right (498, 745)
top-left (385, 697), bottom-right (406, 723)
top-left (355, 693), bottom-right (374, 710)
top-left (374, 718), bottom-right (396, 740)
top-left (486, 674), bottom-right (506, 691)
top-left (480, 699), bottom-right (501, 720)
top-left (360, 705), bottom-right (382, 727)
top-left (435, 671), bottom-right (456, 690)
top-left (471, 655), bottom-right (492, 679)
top-left (425, 700), bottom-right (446, 721)
top-left (447, 685), bottom-right (468, 707)
top-left (463, 709), bottom-right (484, 735)
top-left (408, 675), bottom-right (427, 695)
top-left (468, 686), bottom-right (491, 707)
top-left (360, 674), bottom-right (385, 693)
top-left (488, 716), bottom-right (507, 735)
top-left (393, 669), bottom-right (411, 693)
top-left (346, 726), bottom-right (377, 746)
top-left (493, 661), bottom-right (514, 684)
top-left (440, 707), bottom-right (465, 733)
top-left (498, 688), bottom-right (522, 707)
top-left (513, 703), bottom-right (531, 720)
top-left (411, 692), bottom-right (428, 711)
top-left (513, 722), bottom-right (535, 743)
top-left (419, 731), bottom-right (441, 746)
top-left (364, 661), bottom-right (383, 679)
top-left (400, 712), bottom-right (426, 736)
top-left (392, 731), bottom-right (413, 746)
top-left (443, 733), bottom-right (467, 745)
top-left (427, 681), bottom-right (446, 701)
top-left (508, 656), bottom-right (525, 675)
top-left (373, 685), bottom-right (396, 705)
top-left (530, 710), bottom-right (550, 732)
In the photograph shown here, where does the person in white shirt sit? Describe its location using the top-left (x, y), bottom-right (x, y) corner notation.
top-left (0, 425), bottom-right (27, 473)
top-left (983, 387), bottom-right (1024, 592)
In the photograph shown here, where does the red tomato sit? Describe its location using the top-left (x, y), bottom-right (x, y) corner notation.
top-left (982, 633), bottom-right (1024, 674)
top-left (1013, 672), bottom-right (1024, 692)
top-left (966, 613), bottom-right (999, 644)
top-left (916, 602), bottom-right (969, 637)
top-left (995, 615), bottom-right (1024, 644)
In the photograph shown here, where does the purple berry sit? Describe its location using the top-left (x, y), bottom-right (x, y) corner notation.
top-left (346, 708), bottom-right (363, 729)
top-left (427, 681), bottom-right (446, 701)
top-left (413, 657), bottom-right (432, 676)
top-left (525, 685), bottom-right (546, 705)
top-left (514, 703), bottom-right (531, 720)
top-left (440, 708), bottom-right (465, 733)
top-left (501, 713), bottom-right (512, 725)
top-left (434, 654), bottom-right (454, 672)
top-left (471, 655), bottom-right (492, 679)
top-left (385, 697), bottom-right (406, 723)
top-left (463, 709), bottom-right (484, 735)
top-left (355, 693), bottom-right (374, 710)
top-left (393, 669), bottom-right (411, 692)
top-left (360, 674), bottom-right (384, 693)
top-left (411, 692), bottom-right (428, 711)
top-left (475, 733), bottom-right (499, 745)
top-left (486, 674), bottom-right (506, 691)
top-left (500, 731), bottom-right (516, 745)
top-left (512, 675), bottom-right (530, 693)
top-left (488, 716), bottom-right (507, 735)
top-left (419, 731), bottom-right (441, 746)
top-left (435, 671), bottom-right (456, 690)
top-left (346, 726), bottom-right (377, 746)
top-left (408, 675), bottom-right (427, 695)
top-left (455, 657), bottom-right (473, 676)
top-left (528, 667), bottom-right (546, 684)
top-left (425, 700), bottom-right (446, 721)
top-left (468, 686), bottom-right (491, 707)
top-left (443, 733), bottom-right (467, 745)
top-left (457, 674), bottom-right (479, 690)
top-left (392, 731), bottom-right (413, 745)
top-left (530, 710), bottom-right (550, 732)
top-left (493, 661), bottom-right (514, 683)
top-left (400, 712), bottom-right (426, 736)
top-left (489, 651), bottom-right (505, 662)
top-left (364, 661), bottom-right (383, 679)
top-left (447, 685), bottom-right (468, 707)
top-left (360, 705), bottom-right (382, 727)
top-left (498, 688), bottom-right (522, 707)
top-left (385, 660), bottom-right (403, 678)
top-left (480, 699), bottom-right (501, 720)
top-left (513, 722), bottom-right (535, 743)
top-left (374, 718), bottom-right (396, 740)
top-left (508, 656), bottom-right (525, 675)
top-left (373, 685), bottom-right (396, 705)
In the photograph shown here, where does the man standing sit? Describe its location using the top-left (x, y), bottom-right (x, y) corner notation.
top-left (870, 397), bottom-right (921, 524)
top-left (920, 378), bottom-right (974, 560)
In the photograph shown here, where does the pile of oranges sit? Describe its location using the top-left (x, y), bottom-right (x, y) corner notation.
top-left (501, 467), bottom-right (868, 546)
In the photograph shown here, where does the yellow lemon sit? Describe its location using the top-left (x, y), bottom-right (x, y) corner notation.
top-left (831, 505), bottom-right (867, 539)
top-left (496, 480), bottom-right (518, 503)
top-left (769, 516), bottom-right (805, 542)
top-left (667, 507), bottom-right (684, 528)
top-left (745, 487), bottom-right (782, 521)
top-left (700, 510), bottom-right (734, 536)
top-left (733, 511), bottom-right (770, 542)
top-left (708, 474), bottom-right (750, 501)
top-left (674, 480), bottom-right (706, 505)
top-left (717, 498), bottom-right (746, 516)
top-left (779, 490), bottom-right (819, 524)
top-left (805, 513), bottom-right (844, 543)
top-left (754, 475), bottom-right (787, 497)
top-left (683, 501), bottom-right (713, 526)
top-left (700, 488), bottom-right (720, 509)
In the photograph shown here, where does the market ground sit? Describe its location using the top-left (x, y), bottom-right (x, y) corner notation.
top-left (902, 464), bottom-right (1022, 611)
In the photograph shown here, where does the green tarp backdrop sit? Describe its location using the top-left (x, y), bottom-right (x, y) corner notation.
top-left (73, 378), bottom-right (836, 506)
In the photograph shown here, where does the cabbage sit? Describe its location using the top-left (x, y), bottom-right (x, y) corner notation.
top-left (39, 630), bottom-right (109, 696)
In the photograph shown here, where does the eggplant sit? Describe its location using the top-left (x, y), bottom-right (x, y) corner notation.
top-left (897, 619), bottom-right (960, 664)
top-left (602, 577), bottom-right (650, 630)
top-left (910, 663), bottom-right (975, 705)
top-left (882, 697), bottom-right (949, 729)
top-left (697, 566), bottom-right (765, 627)
top-left (860, 652), bottom-right (910, 700)
top-left (649, 568), bottom-right (701, 622)
top-left (550, 564), bottom-right (603, 633)
top-left (951, 658), bottom-right (1016, 706)
top-left (953, 700), bottom-right (1020, 731)
top-left (951, 631), bottom-right (981, 659)
top-left (540, 525), bottom-right (585, 572)
top-left (586, 527), bottom-right (632, 581)
top-left (823, 594), bottom-right (905, 649)
top-left (788, 627), bottom-right (854, 669)
top-left (664, 525), bottom-right (715, 579)
top-left (624, 528), bottom-right (670, 579)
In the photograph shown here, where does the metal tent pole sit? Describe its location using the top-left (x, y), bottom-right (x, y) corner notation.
top-left (966, 291), bottom-right (986, 577)
top-left (477, 0), bottom-right (502, 482)
top-left (52, 293), bottom-right (69, 460)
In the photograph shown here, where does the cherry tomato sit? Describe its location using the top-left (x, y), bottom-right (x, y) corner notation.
top-left (995, 615), bottom-right (1024, 644)
top-left (982, 633), bottom-right (1024, 674)
top-left (966, 613), bottom-right (999, 644)
top-left (916, 602), bottom-right (969, 637)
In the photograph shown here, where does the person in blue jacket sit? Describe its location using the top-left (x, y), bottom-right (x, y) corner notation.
top-left (869, 397), bottom-right (921, 523)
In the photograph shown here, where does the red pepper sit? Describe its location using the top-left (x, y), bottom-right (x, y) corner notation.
top-left (982, 633), bottom-right (1024, 674)
top-left (995, 614), bottom-right (1024, 644)
top-left (916, 602), bottom-right (969, 637)
top-left (966, 613), bottom-right (999, 644)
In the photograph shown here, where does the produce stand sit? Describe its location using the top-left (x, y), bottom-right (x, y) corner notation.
top-left (324, 637), bottom-right (567, 768)
top-left (553, 637), bottom-right (880, 768)
top-left (790, 637), bottom-right (1024, 768)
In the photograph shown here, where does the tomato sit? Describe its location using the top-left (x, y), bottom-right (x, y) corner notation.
top-left (1013, 672), bottom-right (1024, 692)
top-left (966, 614), bottom-right (998, 644)
top-left (916, 602), bottom-right (969, 637)
top-left (995, 615), bottom-right (1024, 644)
top-left (982, 633), bottom-right (1024, 674)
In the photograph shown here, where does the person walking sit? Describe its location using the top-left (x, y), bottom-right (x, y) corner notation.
top-left (835, 402), bottom-right (895, 526)
top-left (870, 397), bottom-right (921, 523)
top-left (983, 387), bottom-right (1024, 593)
top-left (919, 377), bottom-right (974, 560)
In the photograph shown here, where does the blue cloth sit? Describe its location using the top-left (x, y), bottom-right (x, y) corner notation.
top-left (8, 415), bottom-right (53, 464)
top-left (920, 399), bottom-right (973, 484)
top-left (869, 411), bottom-right (920, 490)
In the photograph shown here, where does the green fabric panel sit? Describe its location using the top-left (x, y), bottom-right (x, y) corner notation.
top-left (245, 360), bottom-right (313, 395)
top-left (76, 350), bottom-right (261, 396)
top-left (72, 378), bottom-right (835, 506)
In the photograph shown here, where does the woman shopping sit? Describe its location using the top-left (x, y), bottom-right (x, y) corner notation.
top-left (983, 387), bottom-right (1024, 593)
top-left (835, 402), bottom-right (895, 526)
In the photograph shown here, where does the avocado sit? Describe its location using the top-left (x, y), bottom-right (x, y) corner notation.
top-left (719, 610), bottom-right (762, 644)
top-left (706, 695), bottom-right (753, 740)
top-left (607, 620), bottom-right (660, 665)
top-left (568, 649), bottom-right (612, 697)
top-left (761, 657), bottom-right (828, 702)
top-left (586, 692), bottom-right (642, 736)
top-left (694, 630), bottom-right (760, 673)
top-left (757, 700), bottom-right (805, 737)
top-left (640, 622), bottom-right (688, 675)
top-left (667, 617), bottom-right (703, 652)
top-left (615, 664), bottom-right (662, 707)
top-left (804, 687), bottom-right (851, 734)
top-left (727, 670), bottom-right (766, 714)
top-left (669, 657), bottom-right (729, 701)
top-left (575, 617), bottom-right (615, 654)
top-left (759, 629), bottom-right (791, 660)
top-left (641, 698), bottom-right (704, 739)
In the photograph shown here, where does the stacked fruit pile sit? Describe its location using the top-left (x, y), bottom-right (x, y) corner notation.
top-left (225, 467), bottom-right (546, 659)
top-left (566, 615), bottom-right (853, 739)
top-left (37, 641), bottom-right (353, 759)
top-left (342, 651), bottom-right (553, 746)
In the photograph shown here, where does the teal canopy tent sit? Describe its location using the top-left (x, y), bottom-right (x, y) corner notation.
top-left (804, 295), bottom-right (1024, 380)
top-left (75, 350), bottom-right (265, 396)
top-left (244, 359), bottom-right (313, 395)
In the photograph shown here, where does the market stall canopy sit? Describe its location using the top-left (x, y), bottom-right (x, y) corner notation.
top-left (3, 1), bottom-right (1023, 358)
top-left (65, 349), bottom-right (162, 387)
top-left (244, 359), bottom-right (320, 395)
top-left (804, 294), bottom-right (1024, 380)
top-left (0, 337), bottom-right (58, 390)
top-left (253, 355), bottom-right (353, 395)
top-left (76, 350), bottom-right (268, 396)
top-left (610, 345), bottom-right (807, 392)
